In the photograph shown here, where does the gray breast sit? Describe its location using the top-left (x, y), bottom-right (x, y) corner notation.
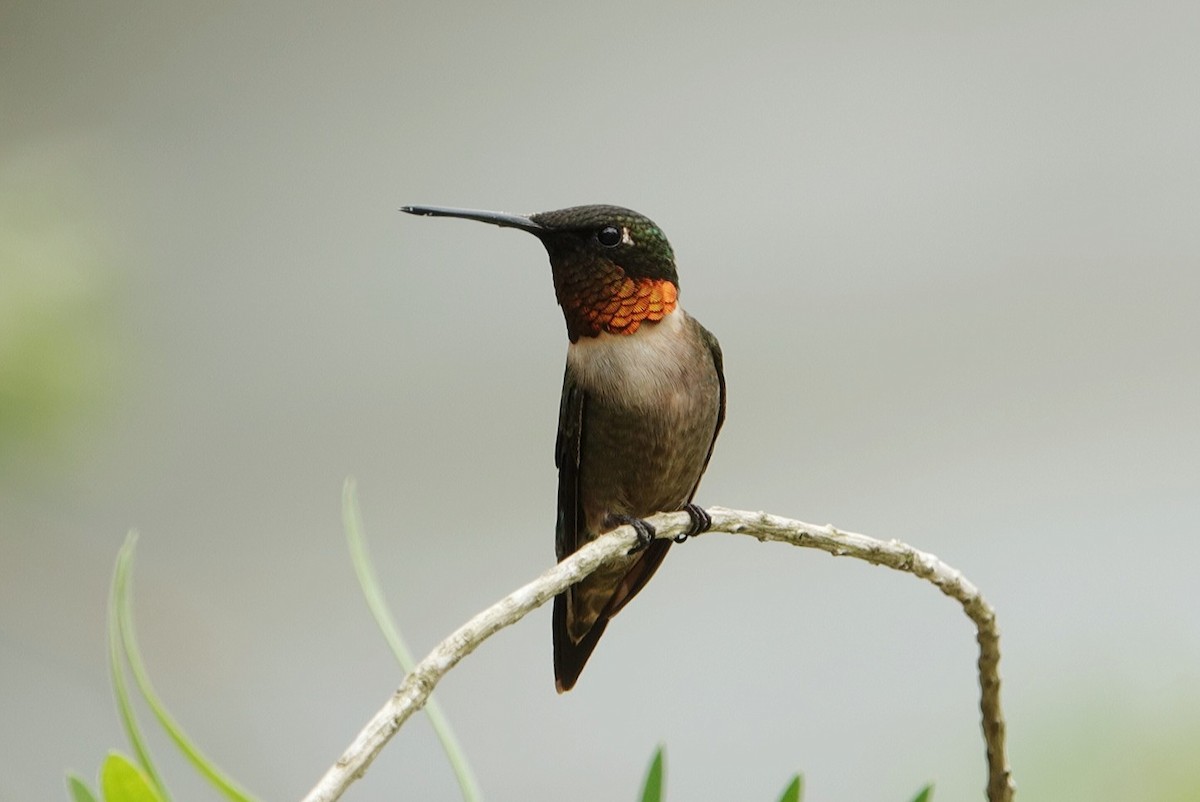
top-left (567, 310), bottom-right (720, 531)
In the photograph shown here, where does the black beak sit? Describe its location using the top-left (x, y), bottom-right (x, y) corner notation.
top-left (401, 205), bottom-right (544, 235)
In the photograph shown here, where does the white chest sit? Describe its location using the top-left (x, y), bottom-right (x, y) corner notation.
top-left (566, 309), bottom-right (694, 408)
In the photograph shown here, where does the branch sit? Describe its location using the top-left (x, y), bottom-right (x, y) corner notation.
top-left (302, 507), bottom-right (1014, 802)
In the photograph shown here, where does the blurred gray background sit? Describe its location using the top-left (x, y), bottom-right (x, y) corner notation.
top-left (3, 1), bottom-right (1198, 800)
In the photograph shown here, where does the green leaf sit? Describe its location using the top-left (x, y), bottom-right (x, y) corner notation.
top-left (639, 745), bottom-right (665, 802)
top-left (100, 753), bottom-right (164, 802)
top-left (777, 774), bottom-right (803, 802)
top-left (65, 772), bottom-right (99, 802)
top-left (108, 533), bottom-right (170, 801)
top-left (908, 784), bottom-right (934, 802)
top-left (343, 477), bottom-right (482, 802)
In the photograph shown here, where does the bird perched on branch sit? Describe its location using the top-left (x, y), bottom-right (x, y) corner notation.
top-left (402, 204), bottom-right (725, 691)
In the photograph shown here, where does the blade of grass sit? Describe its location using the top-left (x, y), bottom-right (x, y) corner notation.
top-left (343, 478), bottom-right (483, 802)
top-left (115, 534), bottom-right (261, 802)
top-left (639, 745), bottom-right (665, 802)
top-left (109, 533), bottom-right (170, 801)
top-left (908, 785), bottom-right (933, 802)
top-left (66, 772), bottom-right (99, 802)
top-left (777, 774), bottom-right (802, 802)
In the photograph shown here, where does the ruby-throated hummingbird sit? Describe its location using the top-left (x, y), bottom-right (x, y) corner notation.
top-left (401, 204), bottom-right (726, 691)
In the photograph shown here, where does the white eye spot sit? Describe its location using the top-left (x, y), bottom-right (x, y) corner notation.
top-left (621, 227), bottom-right (635, 245)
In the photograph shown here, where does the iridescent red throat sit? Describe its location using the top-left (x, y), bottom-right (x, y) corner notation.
top-left (554, 262), bottom-right (678, 341)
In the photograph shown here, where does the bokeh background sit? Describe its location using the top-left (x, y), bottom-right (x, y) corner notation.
top-left (3, 1), bottom-right (1198, 800)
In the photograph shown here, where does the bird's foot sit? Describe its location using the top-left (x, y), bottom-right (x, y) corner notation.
top-left (607, 514), bottom-right (657, 555)
top-left (674, 503), bottom-right (712, 543)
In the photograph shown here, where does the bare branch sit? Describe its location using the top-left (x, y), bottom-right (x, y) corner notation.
top-left (302, 507), bottom-right (1014, 802)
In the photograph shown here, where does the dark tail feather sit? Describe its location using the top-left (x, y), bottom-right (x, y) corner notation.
top-left (552, 540), bottom-right (672, 692)
top-left (553, 591), bottom-right (609, 693)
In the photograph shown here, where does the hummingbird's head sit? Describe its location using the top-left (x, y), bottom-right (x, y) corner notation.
top-left (402, 204), bottom-right (679, 342)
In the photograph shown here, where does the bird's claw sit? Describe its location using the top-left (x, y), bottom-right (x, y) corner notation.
top-left (614, 516), bottom-right (657, 555)
top-left (674, 503), bottom-right (712, 543)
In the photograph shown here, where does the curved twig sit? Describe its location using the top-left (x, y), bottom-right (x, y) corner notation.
top-left (302, 507), bottom-right (1014, 802)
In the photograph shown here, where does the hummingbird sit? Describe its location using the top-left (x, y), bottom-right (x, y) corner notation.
top-left (401, 204), bottom-right (726, 692)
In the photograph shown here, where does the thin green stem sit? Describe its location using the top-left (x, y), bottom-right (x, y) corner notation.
top-left (343, 478), bottom-right (483, 802)
top-left (109, 533), bottom-right (172, 802)
top-left (116, 535), bottom-right (261, 802)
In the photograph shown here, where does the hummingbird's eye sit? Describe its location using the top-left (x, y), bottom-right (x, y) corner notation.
top-left (596, 226), bottom-right (622, 247)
